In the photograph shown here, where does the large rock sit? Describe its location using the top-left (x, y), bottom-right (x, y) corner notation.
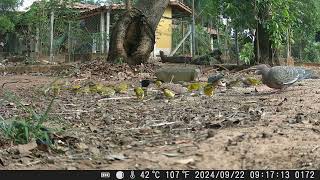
top-left (155, 67), bottom-right (200, 82)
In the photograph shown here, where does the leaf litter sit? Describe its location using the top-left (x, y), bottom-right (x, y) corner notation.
top-left (0, 63), bottom-right (320, 169)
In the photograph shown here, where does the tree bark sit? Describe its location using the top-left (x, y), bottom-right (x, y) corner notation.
top-left (256, 22), bottom-right (271, 65)
top-left (254, 4), bottom-right (280, 66)
top-left (126, 0), bottom-right (132, 10)
top-left (234, 28), bottom-right (239, 65)
top-left (107, 0), bottom-right (170, 65)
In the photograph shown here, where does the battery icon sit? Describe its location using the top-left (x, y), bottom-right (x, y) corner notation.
top-left (101, 172), bottom-right (110, 178)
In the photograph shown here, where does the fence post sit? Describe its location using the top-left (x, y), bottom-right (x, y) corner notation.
top-left (189, 24), bottom-right (193, 56)
top-left (191, 0), bottom-right (196, 57)
top-left (35, 26), bottom-right (40, 58)
top-left (68, 21), bottom-right (72, 62)
top-left (106, 10), bottom-right (110, 54)
top-left (100, 11), bottom-right (105, 54)
top-left (49, 10), bottom-right (54, 62)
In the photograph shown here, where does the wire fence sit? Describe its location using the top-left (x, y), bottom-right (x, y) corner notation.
top-left (1, 2), bottom-right (319, 65)
top-left (0, 7), bottom-right (113, 64)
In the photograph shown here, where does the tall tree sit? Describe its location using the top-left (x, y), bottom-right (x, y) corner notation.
top-left (0, 0), bottom-right (22, 33)
top-left (107, 0), bottom-right (170, 65)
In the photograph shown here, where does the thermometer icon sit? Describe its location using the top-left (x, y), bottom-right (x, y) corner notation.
top-left (130, 171), bottom-right (135, 179)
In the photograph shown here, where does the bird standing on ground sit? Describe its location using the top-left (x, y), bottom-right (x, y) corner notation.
top-left (203, 83), bottom-right (215, 97)
top-left (208, 73), bottom-right (224, 84)
top-left (155, 80), bottom-right (162, 88)
top-left (141, 80), bottom-right (152, 88)
top-left (187, 82), bottom-right (202, 92)
top-left (134, 87), bottom-right (144, 100)
top-left (253, 64), bottom-right (316, 90)
top-left (162, 88), bottom-right (175, 99)
top-left (140, 79), bottom-right (153, 96)
top-left (240, 77), bottom-right (262, 87)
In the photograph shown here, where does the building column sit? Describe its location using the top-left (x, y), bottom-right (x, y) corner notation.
top-left (210, 36), bottom-right (214, 51)
top-left (189, 24), bottom-right (193, 56)
top-left (92, 38), bottom-right (97, 53)
top-left (35, 26), bottom-right (40, 55)
top-left (49, 11), bottom-right (54, 61)
top-left (100, 11), bottom-right (105, 54)
top-left (106, 10), bottom-right (110, 54)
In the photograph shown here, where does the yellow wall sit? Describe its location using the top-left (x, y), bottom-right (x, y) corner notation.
top-left (155, 6), bottom-right (172, 50)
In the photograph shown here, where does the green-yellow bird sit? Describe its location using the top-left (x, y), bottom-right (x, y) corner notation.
top-left (187, 82), bottom-right (202, 92)
top-left (134, 87), bottom-right (144, 100)
top-left (115, 82), bottom-right (128, 94)
top-left (81, 86), bottom-right (91, 94)
top-left (155, 80), bottom-right (162, 88)
top-left (51, 84), bottom-right (61, 96)
top-left (203, 83), bottom-right (215, 97)
top-left (100, 86), bottom-right (116, 97)
top-left (71, 85), bottom-right (82, 94)
top-left (163, 88), bottom-right (175, 99)
top-left (89, 83), bottom-right (104, 93)
top-left (240, 77), bottom-right (262, 86)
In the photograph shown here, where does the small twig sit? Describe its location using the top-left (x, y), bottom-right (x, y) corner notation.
top-left (98, 96), bottom-right (135, 102)
top-left (150, 122), bottom-right (177, 127)
top-left (311, 145), bottom-right (320, 152)
top-left (26, 160), bottom-right (42, 166)
top-left (73, 78), bottom-right (88, 83)
top-left (1, 81), bottom-right (20, 89)
top-left (212, 64), bottom-right (230, 72)
top-left (169, 75), bottom-right (175, 84)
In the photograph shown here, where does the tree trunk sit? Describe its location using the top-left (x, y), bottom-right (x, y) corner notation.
top-left (234, 28), bottom-right (239, 65)
top-left (254, 4), bottom-right (279, 66)
top-left (126, 0), bottom-right (132, 10)
top-left (107, 0), bottom-right (170, 65)
top-left (256, 22), bottom-right (271, 65)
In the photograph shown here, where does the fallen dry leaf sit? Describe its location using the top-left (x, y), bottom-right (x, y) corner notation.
top-left (89, 124), bottom-right (99, 133)
top-left (175, 158), bottom-right (195, 165)
top-left (16, 141), bottom-right (37, 155)
top-left (106, 154), bottom-right (127, 161)
top-left (75, 142), bottom-right (89, 150)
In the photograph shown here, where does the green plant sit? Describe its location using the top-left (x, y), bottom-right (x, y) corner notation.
top-left (115, 57), bottom-right (124, 64)
top-left (0, 91), bottom-right (55, 145)
top-left (302, 42), bottom-right (320, 62)
top-left (239, 43), bottom-right (254, 64)
top-left (24, 57), bottom-right (38, 65)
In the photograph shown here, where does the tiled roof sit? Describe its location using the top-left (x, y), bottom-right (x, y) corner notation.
top-left (79, 1), bottom-right (191, 19)
top-left (71, 3), bottom-right (99, 11)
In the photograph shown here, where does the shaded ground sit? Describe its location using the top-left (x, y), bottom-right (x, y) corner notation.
top-left (0, 62), bottom-right (320, 170)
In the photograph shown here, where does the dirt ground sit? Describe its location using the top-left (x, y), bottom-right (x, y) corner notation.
top-left (0, 62), bottom-right (320, 170)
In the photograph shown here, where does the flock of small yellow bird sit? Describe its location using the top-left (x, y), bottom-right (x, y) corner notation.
top-left (48, 75), bottom-right (262, 100)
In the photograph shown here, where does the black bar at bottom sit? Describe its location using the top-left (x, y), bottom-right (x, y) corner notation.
top-left (0, 170), bottom-right (319, 180)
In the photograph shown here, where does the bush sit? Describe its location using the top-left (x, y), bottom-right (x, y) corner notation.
top-left (0, 91), bottom-right (55, 145)
top-left (239, 43), bottom-right (254, 64)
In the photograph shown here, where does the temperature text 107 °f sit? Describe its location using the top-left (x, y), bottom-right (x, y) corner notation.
top-left (166, 171), bottom-right (190, 179)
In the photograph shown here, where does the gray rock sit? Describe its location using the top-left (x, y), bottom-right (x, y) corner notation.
top-left (155, 67), bottom-right (200, 82)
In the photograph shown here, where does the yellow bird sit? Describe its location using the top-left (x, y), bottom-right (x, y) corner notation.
top-left (51, 84), bottom-right (61, 96)
top-left (100, 86), bottom-right (116, 97)
top-left (81, 86), bottom-right (91, 94)
top-left (240, 77), bottom-right (262, 86)
top-left (134, 87), bottom-right (144, 100)
top-left (71, 85), bottom-right (82, 94)
top-left (187, 82), bottom-right (202, 92)
top-left (155, 80), bottom-right (162, 88)
top-left (89, 83), bottom-right (104, 93)
top-left (163, 88), bottom-right (175, 99)
top-left (203, 83), bottom-right (215, 97)
top-left (115, 82), bottom-right (128, 94)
